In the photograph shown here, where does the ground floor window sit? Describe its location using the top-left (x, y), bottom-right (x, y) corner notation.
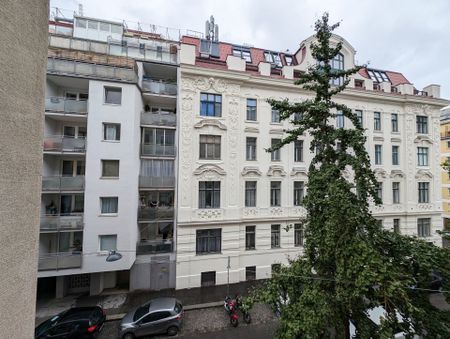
top-left (246, 266), bottom-right (256, 281)
top-left (196, 229), bottom-right (221, 254)
top-left (201, 271), bottom-right (216, 287)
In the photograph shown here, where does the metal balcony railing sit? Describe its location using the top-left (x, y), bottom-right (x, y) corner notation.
top-left (43, 136), bottom-right (86, 153)
top-left (141, 144), bottom-right (176, 157)
top-left (138, 206), bottom-right (174, 220)
top-left (47, 58), bottom-right (138, 83)
top-left (45, 97), bottom-right (88, 115)
top-left (141, 111), bottom-right (176, 127)
top-left (139, 175), bottom-right (175, 188)
top-left (142, 79), bottom-right (177, 96)
top-left (38, 252), bottom-right (82, 271)
top-left (136, 240), bottom-right (173, 255)
top-left (42, 176), bottom-right (85, 191)
top-left (40, 214), bottom-right (84, 231)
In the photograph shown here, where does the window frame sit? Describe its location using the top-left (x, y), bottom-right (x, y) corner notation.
top-left (355, 110), bottom-right (363, 127)
top-left (294, 140), bottom-right (304, 162)
top-left (104, 86), bottom-right (122, 105)
top-left (271, 139), bottom-right (281, 161)
top-left (245, 181), bottom-right (257, 207)
top-left (245, 226), bottom-right (256, 250)
top-left (416, 115), bottom-right (428, 134)
top-left (293, 181), bottom-right (304, 206)
top-left (375, 145), bottom-right (382, 165)
top-left (103, 123), bottom-right (121, 141)
top-left (271, 224), bottom-right (281, 248)
top-left (199, 134), bottom-right (221, 160)
top-left (417, 147), bottom-right (429, 166)
top-left (374, 112), bottom-right (381, 131)
top-left (246, 99), bottom-right (257, 121)
top-left (99, 234), bottom-right (117, 252)
top-left (200, 93), bottom-right (222, 117)
top-left (418, 182), bottom-right (430, 203)
top-left (294, 223), bottom-right (304, 247)
top-left (100, 197), bottom-right (118, 214)
top-left (246, 137), bottom-right (257, 161)
top-left (392, 145), bottom-right (399, 165)
top-left (336, 110), bottom-right (345, 128)
top-left (196, 229), bottom-right (222, 254)
top-left (417, 218), bottom-right (431, 237)
top-left (270, 181), bottom-right (281, 207)
top-left (198, 181), bottom-right (221, 209)
top-left (392, 182), bottom-right (400, 204)
top-left (101, 159), bottom-right (120, 178)
top-left (245, 266), bottom-right (256, 281)
top-left (391, 113), bottom-right (398, 132)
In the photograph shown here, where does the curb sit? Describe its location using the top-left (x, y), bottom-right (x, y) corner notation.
top-left (105, 301), bottom-right (223, 322)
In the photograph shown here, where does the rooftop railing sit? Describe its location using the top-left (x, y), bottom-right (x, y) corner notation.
top-left (43, 136), bottom-right (86, 153)
top-left (47, 57), bottom-right (138, 83)
top-left (141, 144), bottom-right (176, 157)
top-left (38, 252), bottom-right (82, 271)
top-left (142, 79), bottom-right (177, 96)
top-left (42, 176), bottom-right (85, 191)
top-left (141, 111), bottom-right (176, 127)
top-left (40, 214), bottom-right (84, 231)
top-left (45, 97), bottom-right (88, 115)
top-left (139, 175), bottom-right (175, 188)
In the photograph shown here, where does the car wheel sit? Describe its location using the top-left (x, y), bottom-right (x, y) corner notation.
top-left (167, 326), bottom-right (178, 336)
top-left (123, 333), bottom-right (134, 339)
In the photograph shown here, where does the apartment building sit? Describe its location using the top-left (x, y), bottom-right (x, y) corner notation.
top-left (175, 33), bottom-right (448, 289)
top-left (38, 15), bottom-right (181, 297)
top-left (440, 109), bottom-right (450, 239)
top-left (38, 12), bottom-right (448, 296)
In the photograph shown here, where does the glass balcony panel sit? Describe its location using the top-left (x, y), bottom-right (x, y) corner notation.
top-left (142, 79), bottom-right (177, 95)
top-left (141, 144), bottom-right (176, 156)
top-left (138, 206), bottom-right (174, 220)
top-left (42, 176), bottom-right (85, 191)
top-left (38, 252), bottom-right (82, 271)
top-left (137, 221), bottom-right (173, 254)
top-left (43, 137), bottom-right (86, 152)
top-left (40, 215), bottom-right (84, 231)
top-left (141, 112), bottom-right (176, 127)
top-left (139, 175), bottom-right (175, 188)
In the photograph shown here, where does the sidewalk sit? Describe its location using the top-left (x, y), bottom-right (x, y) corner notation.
top-left (36, 281), bottom-right (263, 324)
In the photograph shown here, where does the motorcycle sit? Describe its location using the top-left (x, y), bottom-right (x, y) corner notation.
top-left (224, 295), bottom-right (251, 327)
top-left (235, 295), bottom-right (252, 324)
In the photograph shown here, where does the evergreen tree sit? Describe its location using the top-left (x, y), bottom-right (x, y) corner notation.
top-left (244, 13), bottom-right (450, 338)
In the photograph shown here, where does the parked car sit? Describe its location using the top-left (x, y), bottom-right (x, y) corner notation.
top-left (120, 297), bottom-right (183, 338)
top-left (35, 306), bottom-right (106, 339)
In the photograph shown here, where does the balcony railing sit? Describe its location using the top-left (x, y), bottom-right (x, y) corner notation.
top-left (141, 111), bottom-right (176, 127)
top-left (42, 176), bottom-right (85, 191)
top-left (141, 144), bottom-right (176, 157)
top-left (47, 58), bottom-right (138, 83)
top-left (142, 79), bottom-right (177, 96)
top-left (43, 136), bottom-right (86, 153)
top-left (137, 241), bottom-right (173, 255)
top-left (138, 206), bottom-right (174, 220)
top-left (45, 97), bottom-right (88, 115)
top-left (139, 175), bottom-right (175, 188)
top-left (38, 252), bottom-right (82, 271)
top-left (40, 214), bottom-right (84, 231)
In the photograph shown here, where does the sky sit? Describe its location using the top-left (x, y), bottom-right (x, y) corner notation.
top-left (50, 0), bottom-right (450, 101)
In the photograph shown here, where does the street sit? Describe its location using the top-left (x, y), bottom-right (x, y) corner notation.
top-left (99, 304), bottom-right (278, 339)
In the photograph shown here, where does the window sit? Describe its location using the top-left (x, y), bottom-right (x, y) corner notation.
top-left (99, 235), bottom-right (117, 251)
top-left (101, 160), bottom-right (119, 177)
top-left (63, 126), bottom-right (75, 137)
top-left (294, 181), bottom-right (304, 206)
top-left (374, 112), bottom-right (381, 131)
top-left (367, 69), bottom-right (389, 83)
top-left (246, 137), bottom-right (257, 161)
top-left (245, 226), bottom-right (255, 250)
top-left (100, 197), bottom-right (118, 214)
top-left (294, 140), bottom-right (304, 162)
top-left (199, 135), bottom-right (221, 160)
top-left (284, 55), bottom-right (294, 66)
top-left (99, 22), bottom-right (110, 32)
top-left (75, 18), bottom-right (87, 28)
top-left (271, 225), bottom-right (281, 248)
top-left (293, 112), bottom-right (303, 122)
top-left (142, 128), bottom-right (175, 156)
top-left (270, 181), bottom-right (281, 206)
top-left (140, 159), bottom-right (174, 178)
top-left (336, 110), bottom-right (344, 128)
top-left (104, 87), bottom-right (122, 105)
top-left (103, 123), bottom-right (120, 141)
top-left (196, 229), bottom-right (221, 254)
top-left (246, 99), bottom-right (257, 121)
top-left (392, 145), bottom-right (399, 165)
top-left (232, 46), bottom-right (252, 62)
top-left (201, 271), bottom-right (216, 286)
top-left (293, 224), bottom-right (304, 247)
top-left (141, 312), bottom-right (171, 324)
top-left (200, 93), bottom-right (222, 117)
top-left (271, 109), bottom-right (280, 123)
top-left (418, 182), bottom-right (430, 203)
top-left (376, 182), bottom-right (383, 202)
top-left (87, 20), bottom-right (98, 30)
top-left (111, 24), bottom-right (122, 34)
top-left (393, 219), bottom-right (400, 234)
top-left (264, 51), bottom-right (282, 67)
top-left (447, 141), bottom-right (450, 148)
top-left (330, 53), bottom-right (344, 86)
top-left (417, 147), bottom-right (429, 166)
top-left (271, 139), bottom-right (281, 161)
top-left (245, 181), bottom-right (257, 207)
top-left (417, 218), bottom-right (431, 237)
top-left (246, 266), bottom-right (256, 281)
top-left (391, 113), bottom-right (398, 132)
top-left (416, 116), bottom-right (428, 134)
top-left (375, 145), bottom-right (382, 165)
top-left (392, 182), bottom-right (400, 204)
top-left (199, 181), bottom-right (220, 208)
top-left (355, 110), bottom-right (363, 127)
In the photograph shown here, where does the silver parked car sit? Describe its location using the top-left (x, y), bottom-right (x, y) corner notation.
top-left (119, 298), bottom-right (183, 338)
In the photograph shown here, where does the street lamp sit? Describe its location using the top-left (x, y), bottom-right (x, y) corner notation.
top-left (106, 250), bottom-right (122, 262)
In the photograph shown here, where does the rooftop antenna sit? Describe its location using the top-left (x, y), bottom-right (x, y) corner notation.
top-left (205, 15), bottom-right (219, 41)
top-left (78, 3), bottom-right (83, 17)
top-left (137, 22), bottom-right (143, 32)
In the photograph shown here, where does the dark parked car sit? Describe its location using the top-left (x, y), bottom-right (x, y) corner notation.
top-left (35, 306), bottom-right (106, 339)
top-left (120, 297), bottom-right (183, 338)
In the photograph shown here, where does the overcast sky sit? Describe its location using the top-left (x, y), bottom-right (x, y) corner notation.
top-left (51, 0), bottom-right (450, 101)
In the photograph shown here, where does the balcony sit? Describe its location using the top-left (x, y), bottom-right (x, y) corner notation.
top-left (47, 58), bottom-right (138, 83)
top-left (141, 144), bottom-right (176, 157)
top-left (141, 111), bottom-right (176, 127)
top-left (142, 79), bottom-right (177, 96)
top-left (38, 252), bottom-right (82, 271)
top-left (43, 136), bottom-right (86, 153)
top-left (42, 176), bottom-right (85, 191)
top-left (40, 214), bottom-right (84, 231)
top-left (138, 206), bottom-right (174, 220)
top-left (137, 221), bottom-right (173, 255)
top-left (137, 241), bottom-right (173, 255)
top-left (139, 175), bottom-right (175, 188)
top-left (45, 97), bottom-right (88, 115)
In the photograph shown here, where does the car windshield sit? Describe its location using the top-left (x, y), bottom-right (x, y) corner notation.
top-left (35, 315), bottom-right (60, 336)
top-left (133, 304), bottom-right (150, 322)
top-left (174, 302), bottom-right (182, 314)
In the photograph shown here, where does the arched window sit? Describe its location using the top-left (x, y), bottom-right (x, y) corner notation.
top-left (331, 53), bottom-right (344, 86)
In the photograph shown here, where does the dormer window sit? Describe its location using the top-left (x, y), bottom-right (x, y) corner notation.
top-left (284, 55), bottom-right (294, 66)
top-left (264, 51), bottom-right (282, 67)
top-left (367, 69), bottom-right (390, 83)
top-left (232, 46), bottom-right (252, 63)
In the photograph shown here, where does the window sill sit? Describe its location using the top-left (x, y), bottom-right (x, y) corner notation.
top-left (100, 177), bottom-right (119, 180)
top-left (245, 248), bottom-right (256, 251)
top-left (199, 114), bottom-right (222, 118)
top-left (99, 213), bottom-right (118, 217)
top-left (101, 140), bottom-right (120, 143)
top-left (270, 122), bottom-right (282, 126)
top-left (103, 103), bottom-right (122, 106)
top-left (196, 252), bottom-right (222, 256)
top-left (271, 247), bottom-right (281, 249)
top-left (245, 120), bottom-right (259, 124)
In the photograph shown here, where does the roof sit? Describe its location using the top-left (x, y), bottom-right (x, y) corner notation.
top-left (358, 68), bottom-right (411, 86)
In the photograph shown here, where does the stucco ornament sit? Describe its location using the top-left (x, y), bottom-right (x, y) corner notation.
top-left (290, 167), bottom-right (308, 177)
top-left (390, 170), bottom-right (405, 179)
top-left (196, 209), bottom-right (223, 219)
top-left (193, 164), bottom-right (226, 177)
top-left (243, 208), bottom-right (258, 217)
top-left (194, 119), bottom-right (227, 130)
top-left (241, 167), bottom-right (262, 177)
top-left (270, 207), bottom-right (283, 216)
top-left (415, 169), bottom-right (433, 180)
top-left (267, 165), bottom-right (287, 177)
top-left (374, 168), bottom-right (387, 180)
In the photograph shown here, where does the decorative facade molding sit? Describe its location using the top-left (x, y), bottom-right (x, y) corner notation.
top-left (415, 169), bottom-right (433, 180)
top-left (196, 209), bottom-right (223, 219)
top-left (374, 168), bottom-right (387, 180)
top-left (267, 165), bottom-right (287, 177)
top-left (269, 207), bottom-right (283, 216)
top-left (290, 167), bottom-right (308, 177)
top-left (417, 203), bottom-right (433, 210)
top-left (194, 119), bottom-right (227, 130)
top-left (269, 128), bottom-right (284, 135)
top-left (241, 166), bottom-right (262, 177)
top-left (390, 170), bottom-right (405, 179)
top-left (414, 135), bottom-right (433, 145)
top-left (373, 136), bottom-right (384, 142)
top-left (244, 127), bottom-right (259, 133)
top-left (391, 137), bottom-right (402, 143)
top-left (243, 208), bottom-right (258, 217)
top-left (182, 76), bottom-right (240, 95)
top-left (193, 164), bottom-right (226, 176)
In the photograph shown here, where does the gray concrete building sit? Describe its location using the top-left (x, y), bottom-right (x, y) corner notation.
top-left (0, 1), bottom-right (48, 337)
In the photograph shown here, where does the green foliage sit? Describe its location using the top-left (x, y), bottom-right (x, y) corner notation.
top-left (246, 13), bottom-right (450, 338)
